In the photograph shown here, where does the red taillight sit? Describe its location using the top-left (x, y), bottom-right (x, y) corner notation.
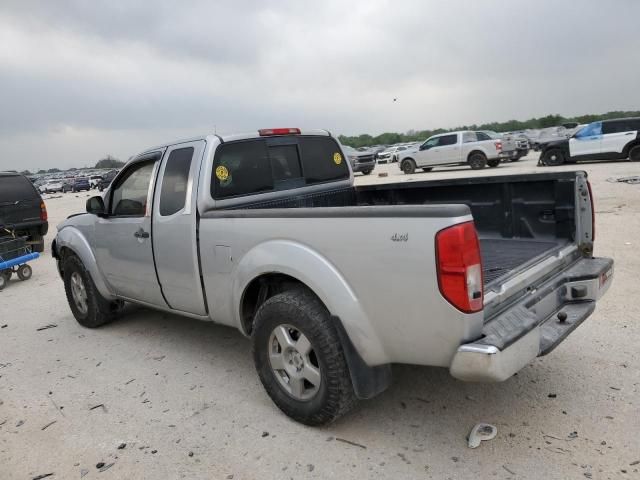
top-left (258, 128), bottom-right (301, 136)
top-left (436, 221), bottom-right (483, 313)
top-left (587, 180), bottom-right (595, 241)
top-left (495, 141), bottom-right (502, 152)
top-left (40, 200), bottom-right (48, 222)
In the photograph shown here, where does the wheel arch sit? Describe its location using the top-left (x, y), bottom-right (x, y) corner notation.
top-left (233, 240), bottom-right (388, 367)
top-left (54, 227), bottom-right (115, 300)
top-left (466, 150), bottom-right (487, 162)
top-left (622, 140), bottom-right (640, 158)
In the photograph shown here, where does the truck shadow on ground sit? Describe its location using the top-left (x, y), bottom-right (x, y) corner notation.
top-left (101, 305), bottom-right (574, 441)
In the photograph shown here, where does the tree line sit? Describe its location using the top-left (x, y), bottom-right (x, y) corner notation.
top-left (338, 110), bottom-right (640, 148)
top-left (20, 155), bottom-right (125, 176)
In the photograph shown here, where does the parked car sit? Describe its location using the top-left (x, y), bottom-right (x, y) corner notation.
top-left (0, 172), bottom-right (48, 252)
top-left (89, 175), bottom-right (103, 189)
top-left (479, 131), bottom-right (529, 162)
top-left (377, 145), bottom-right (409, 163)
top-left (63, 176), bottom-right (91, 193)
top-left (398, 131), bottom-right (503, 173)
top-left (53, 127), bottom-right (613, 425)
top-left (540, 117), bottom-right (640, 166)
top-left (97, 170), bottom-right (119, 191)
top-left (40, 180), bottom-right (64, 194)
top-left (342, 146), bottom-right (376, 175)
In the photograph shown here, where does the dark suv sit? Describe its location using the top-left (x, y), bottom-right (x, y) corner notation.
top-left (63, 176), bottom-right (91, 193)
top-left (0, 172), bottom-right (48, 252)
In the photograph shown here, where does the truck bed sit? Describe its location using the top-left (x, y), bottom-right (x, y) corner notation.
top-left (225, 171), bottom-right (582, 299)
top-left (480, 238), bottom-right (565, 285)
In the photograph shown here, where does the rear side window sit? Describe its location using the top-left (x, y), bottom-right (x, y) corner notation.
top-left (439, 134), bottom-right (458, 146)
top-left (463, 132), bottom-right (478, 143)
top-left (0, 175), bottom-right (39, 203)
top-left (476, 132), bottom-right (491, 141)
top-left (212, 136), bottom-right (349, 199)
top-left (159, 147), bottom-right (194, 216)
top-left (298, 137), bottom-right (349, 184)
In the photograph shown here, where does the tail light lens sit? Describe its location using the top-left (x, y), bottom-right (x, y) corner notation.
top-left (587, 180), bottom-right (595, 241)
top-left (495, 141), bottom-right (502, 152)
top-left (436, 221), bottom-right (483, 313)
top-left (40, 200), bottom-right (48, 222)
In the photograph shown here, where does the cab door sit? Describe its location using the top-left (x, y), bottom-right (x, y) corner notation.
top-left (600, 120), bottom-right (637, 156)
top-left (94, 152), bottom-right (167, 306)
top-left (152, 141), bottom-right (207, 316)
top-left (569, 122), bottom-right (602, 158)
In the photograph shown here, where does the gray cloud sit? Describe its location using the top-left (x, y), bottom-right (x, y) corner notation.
top-left (1, 0), bottom-right (639, 170)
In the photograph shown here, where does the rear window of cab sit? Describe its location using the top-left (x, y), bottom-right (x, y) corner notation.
top-left (211, 136), bottom-right (349, 199)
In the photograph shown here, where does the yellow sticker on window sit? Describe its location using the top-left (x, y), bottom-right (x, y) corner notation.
top-left (333, 152), bottom-right (342, 165)
top-left (215, 165), bottom-right (229, 181)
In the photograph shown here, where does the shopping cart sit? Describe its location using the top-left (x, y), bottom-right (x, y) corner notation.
top-left (0, 230), bottom-right (40, 290)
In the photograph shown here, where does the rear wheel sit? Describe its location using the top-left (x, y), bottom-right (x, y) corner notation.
top-left (468, 152), bottom-right (487, 170)
top-left (487, 159), bottom-right (500, 168)
top-left (543, 149), bottom-right (565, 166)
top-left (63, 255), bottom-right (123, 328)
top-left (252, 288), bottom-right (356, 426)
top-left (629, 145), bottom-right (640, 162)
top-left (401, 158), bottom-right (416, 174)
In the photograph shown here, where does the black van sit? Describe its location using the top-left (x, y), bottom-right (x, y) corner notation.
top-left (0, 173), bottom-right (48, 252)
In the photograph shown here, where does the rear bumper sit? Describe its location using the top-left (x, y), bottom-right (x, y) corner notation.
top-left (450, 256), bottom-right (613, 382)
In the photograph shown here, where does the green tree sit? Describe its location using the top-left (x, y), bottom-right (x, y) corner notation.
top-left (95, 155), bottom-right (125, 169)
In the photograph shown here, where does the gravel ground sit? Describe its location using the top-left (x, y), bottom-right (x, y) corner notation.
top-left (1, 154), bottom-right (639, 479)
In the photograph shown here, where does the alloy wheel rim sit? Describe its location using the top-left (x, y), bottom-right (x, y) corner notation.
top-left (70, 272), bottom-right (88, 315)
top-left (268, 324), bottom-right (321, 401)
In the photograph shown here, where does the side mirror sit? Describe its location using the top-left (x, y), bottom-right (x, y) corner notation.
top-left (86, 196), bottom-right (106, 216)
top-left (419, 144), bottom-right (427, 151)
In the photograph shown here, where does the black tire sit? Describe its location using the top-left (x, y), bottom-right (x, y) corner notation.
top-left (2, 270), bottom-right (12, 281)
top-left (0, 273), bottom-right (6, 291)
top-left (487, 159), bottom-right (500, 168)
top-left (63, 254), bottom-right (122, 328)
top-left (422, 167), bottom-right (433, 172)
top-left (17, 264), bottom-right (32, 281)
top-left (252, 288), bottom-right (356, 426)
top-left (543, 149), bottom-right (565, 166)
top-left (468, 152), bottom-right (487, 170)
top-left (401, 158), bottom-right (416, 174)
top-left (629, 145), bottom-right (640, 162)
top-left (362, 169), bottom-right (372, 175)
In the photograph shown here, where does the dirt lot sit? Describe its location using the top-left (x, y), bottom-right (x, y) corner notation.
top-left (1, 155), bottom-right (639, 479)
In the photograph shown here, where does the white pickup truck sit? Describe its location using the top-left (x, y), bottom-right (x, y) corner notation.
top-left (398, 130), bottom-right (503, 173)
top-left (52, 128), bottom-right (613, 425)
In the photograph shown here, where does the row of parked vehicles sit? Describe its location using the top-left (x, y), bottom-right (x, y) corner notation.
top-left (344, 117), bottom-right (640, 175)
top-left (38, 170), bottom-right (119, 194)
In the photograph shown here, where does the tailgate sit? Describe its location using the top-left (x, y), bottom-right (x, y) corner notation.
top-left (0, 199), bottom-right (42, 228)
top-left (450, 255), bottom-right (613, 382)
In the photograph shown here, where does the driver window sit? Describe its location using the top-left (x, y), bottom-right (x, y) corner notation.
top-left (422, 137), bottom-right (440, 149)
top-left (110, 161), bottom-right (156, 216)
top-left (576, 122), bottom-right (602, 138)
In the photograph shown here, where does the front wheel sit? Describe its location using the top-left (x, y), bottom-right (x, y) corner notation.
top-left (252, 288), bottom-right (356, 426)
top-left (487, 159), bottom-right (500, 168)
top-left (401, 159), bottom-right (416, 174)
top-left (468, 153), bottom-right (487, 170)
top-left (362, 169), bottom-right (372, 175)
top-left (629, 145), bottom-right (640, 162)
top-left (63, 255), bottom-right (123, 328)
top-left (543, 149), bottom-right (565, 166)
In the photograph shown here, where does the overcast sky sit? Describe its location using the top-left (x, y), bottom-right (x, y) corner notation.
top-left (1, 1), bottom-right (639, 171)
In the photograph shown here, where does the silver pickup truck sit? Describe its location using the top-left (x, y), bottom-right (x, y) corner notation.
top-left (52, 128), bottom-right (613, 425)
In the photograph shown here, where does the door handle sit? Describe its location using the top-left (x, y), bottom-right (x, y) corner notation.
top-left (134, 229), bottom-right (150, 239)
